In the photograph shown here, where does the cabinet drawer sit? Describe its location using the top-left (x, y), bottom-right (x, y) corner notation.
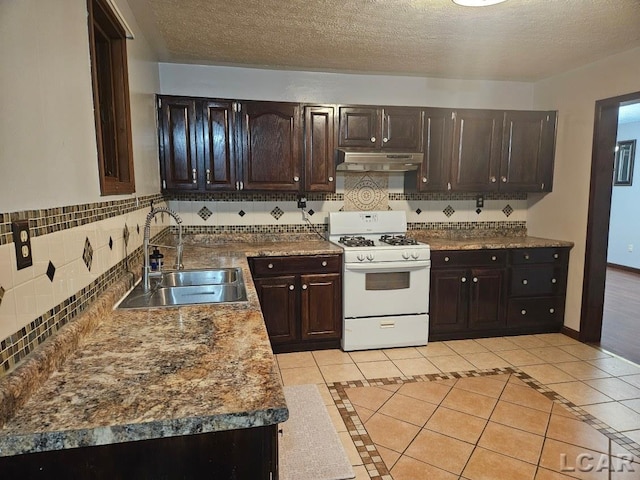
top-left (510, 248), bottom-right (568, 265)
top-left (510, 265), bottom-right (567, 296)
top-left (250, 255), bottom-right (341, 276)
top-left (506, 297), bottom-right (565, 327)
top-left (431, 250), bottom-right (507, 268)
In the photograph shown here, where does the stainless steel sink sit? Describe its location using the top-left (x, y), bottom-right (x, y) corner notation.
top-left (116, 268), bottom-right (247, 309)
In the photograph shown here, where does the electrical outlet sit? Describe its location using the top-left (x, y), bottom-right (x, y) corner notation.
top-left (12, 220), bottom-right (33, 270)
top-left (297, 195), bottom-right (307, 209)
top-left (628, 244), bottom-right (634, 252)
top-left (476, 195), bottom-right (484, 208)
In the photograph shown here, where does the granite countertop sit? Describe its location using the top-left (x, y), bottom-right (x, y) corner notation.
top-left (0, 239), bottom-right (342, 457)
top-left (409, 232), bottom-right (574, 251)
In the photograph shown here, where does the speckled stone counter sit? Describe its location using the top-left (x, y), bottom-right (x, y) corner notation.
top-left (410, 233), bottom-right (574, 251)
top-left (0, 239), bottom-right (342, 457)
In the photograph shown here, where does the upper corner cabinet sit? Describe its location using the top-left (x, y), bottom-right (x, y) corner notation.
top-left (338, 106), bottom-right (423, 151)
top-left (237, 101), bottom-right (303, 192)
top-left (304, 105), bottom-right (337, 193)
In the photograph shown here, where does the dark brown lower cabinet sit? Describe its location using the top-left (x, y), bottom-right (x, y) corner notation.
top-left (250, 255), bottom-right (342, 353)
top-left (0, 425), bottom-right (278, 480)
top-left (429, 247), bottom-right (570, 340)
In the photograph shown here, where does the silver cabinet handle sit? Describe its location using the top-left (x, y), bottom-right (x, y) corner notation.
top-left (501, 176), bottom-right (507, 183)
top-left (293, 176), bottom-right (299, 182)
top-left (422, 177), bottom-right (428, 183)
top-left (370, 136), bottom-right (376, 143)
top-left (521, 310), bottom-right (527, 315)
top-left (328, 176), bottom-right (334, 182)
top-left (321, 261), bottom-right (327, 267)
top-left (444, 256), bottom-right (450, 262)
top-left (268, 263), bottom-right (273, 269)
top-left (473, 277), bottom-right (478, 283)
top-left (549, 308), bottom-right (555, 313)
top-left (382, 137), bottom-right (388, 143)
top-left (553, 253), bottom-right (559, 259)
top-left (551, 278), bottom-right (557, 284)
top-left (289, 285), bottom-right (294, 290)
top-left (522, 279), bottom-right (528, 285)
top-left (302, 284), bottom-right (308, 290)
top-left (192, 168), bottom-right (197, 184)
top-left (490, 176), bottom-right (497, 183)
top-left (206, 169), bottom-right (211, 184)
top-left (491, 255), bottom-right (497, 261)
top-left (461, 277), bottom-right (467, 283)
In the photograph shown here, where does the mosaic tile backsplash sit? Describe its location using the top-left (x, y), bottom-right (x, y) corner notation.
top-left (0, 172), bottom-right (527, 374)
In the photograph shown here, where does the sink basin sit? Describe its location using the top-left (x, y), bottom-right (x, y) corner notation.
top-left (116, 268), bottom-right (248, 309)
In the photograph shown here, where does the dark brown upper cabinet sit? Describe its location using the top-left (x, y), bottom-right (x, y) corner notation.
top-left (499, 111), bottom-right (557, 192)
top-left (237, 101), bottom-right (303, 192)
top-left (304, 106), bottom-right (337, 192)
top-left (451, 109), bottom-right (504, 192)
top-left (338, 106), bottom-right (423, 151)
top-left (201, 99), bottom-right (238, 191)
top-left (158, 96), bottom-right (200, 191)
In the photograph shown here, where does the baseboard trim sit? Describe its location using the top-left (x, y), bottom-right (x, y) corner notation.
top-left (607, 263), bottom-right (640, 275)
top-left (561, 325), bottom-right (580, 340)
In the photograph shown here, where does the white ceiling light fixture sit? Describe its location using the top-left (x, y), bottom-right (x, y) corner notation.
top-left (452, 0), bottom-right (508, 6)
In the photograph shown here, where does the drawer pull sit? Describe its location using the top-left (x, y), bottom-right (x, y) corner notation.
top-left (380, 321), bottom-right (395, 329)
top-left (549, 308), bottom-right (555, 314)
top-left (553, 253), bottom-right (559, 259)
top-left (551, 278), bottom-right (557, 284)
top-left (321, 261), bottom-right (327, 267)
top-left (328, 176), bottom-right (334, 182)
top-left (473, 277), bottom-right (478, 283)
top-left (293, 176), bottom-right (300, 182)
top-left (422, 177), bottom-right (428, 183)
top-left (524, 254), bottom-right (530, 260)
top-left (302, 284), bottom-right (308, 290)
top-left (444, 256), bottom-right (450, 262)
top-left (461, 277), bottom-right (467, 283)
top-left (521, 309), bottom-right (527, 315)
top-left (491, 255), bottom-right (497, 261)
top-left (522, 279), bottom-right (528, 285)
top-left (192, 168), bottom-right (197, 184)
top-left (289, 285), bottom-right (294, 290)
top-left (268, 263), bottom-right (274, 269)
top-left (370, 136), bottom-right (376, 143)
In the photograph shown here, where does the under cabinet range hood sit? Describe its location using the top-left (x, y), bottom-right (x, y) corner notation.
top-left (336, 149), bottom-right (423, 172)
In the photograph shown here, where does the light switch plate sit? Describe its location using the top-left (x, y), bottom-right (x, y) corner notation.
top-left (12, 220), bottom-right (33, 270)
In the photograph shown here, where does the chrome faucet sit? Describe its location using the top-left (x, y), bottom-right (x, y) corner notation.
top-left (142, 206), bottom-right (184, 292)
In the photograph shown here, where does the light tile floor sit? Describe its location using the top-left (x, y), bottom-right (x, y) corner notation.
top-left (276, 334), bottom-right (640, 479)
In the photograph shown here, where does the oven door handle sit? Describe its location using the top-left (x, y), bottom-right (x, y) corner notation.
top-left (345, 260), bottom-right (430, 272)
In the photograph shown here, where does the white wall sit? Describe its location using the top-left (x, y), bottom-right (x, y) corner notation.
top-left (608, 121), bottom-right (640, 268)
top-left (0, 0), bottom-right (161, 212)
top-left (530, 46), bottom-right (640, 331)
top-left (159, 64), bottom-right (534, 109)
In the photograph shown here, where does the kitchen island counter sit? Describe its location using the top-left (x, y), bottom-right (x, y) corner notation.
top-left (0, 238), bottom-right (341, 459)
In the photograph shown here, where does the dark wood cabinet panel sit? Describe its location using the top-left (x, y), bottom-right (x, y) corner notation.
top-left (201, 99), bottom-right (237, 191)
top-left (468, 268), bottom-right (505, 330)
top-left (300, 273), bottom-right (342, 340)
top-left (158, 97), bottom-right (199, 191)
top-left (451, 109), bottom-right (504, 192)
top-left (432, 250), bottom-right (507, 268)
top-left (338, 107), bottom-right (380, 148)
top-left (382, 107), bottom-right (423, 150)
top-left (239, 101), bottom-right (302, 191)
top-left (304, 106), bottom-right (336, 192)
top-left (500, 111), bottom-right (557, 192)
top-left (506, 296), bottom-right (565, 328)
top-left (430, 268), bottom-right (468, 334)
top-left (510, 265), bottom-right (567, 297)
top-left (253, 275), bottom-right (297, 345)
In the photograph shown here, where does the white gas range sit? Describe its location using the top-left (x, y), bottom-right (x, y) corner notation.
top-left (328, 211), bottom-right (430, 351)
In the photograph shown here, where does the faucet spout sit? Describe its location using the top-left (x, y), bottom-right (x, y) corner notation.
top-left (142, 206), bottom-right (184, 292)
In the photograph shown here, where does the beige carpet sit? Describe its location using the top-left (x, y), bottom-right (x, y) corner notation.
top-left (280, 384), bottom-right (355, 480)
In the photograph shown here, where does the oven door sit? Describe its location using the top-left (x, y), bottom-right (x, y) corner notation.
top-left (343, 260), bottom-right (430, 318)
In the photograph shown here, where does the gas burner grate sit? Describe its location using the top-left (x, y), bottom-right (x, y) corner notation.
top-left (339, 236), bottom-right (375, 247)
top-left (379, 234), bottom-right (419, 246)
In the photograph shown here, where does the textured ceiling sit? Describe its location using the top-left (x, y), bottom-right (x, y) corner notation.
top-left (128, 0), bottom-right (640, 81)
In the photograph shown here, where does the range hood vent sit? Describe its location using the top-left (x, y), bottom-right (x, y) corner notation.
top-left (336, 149), bottom-right (423, 172)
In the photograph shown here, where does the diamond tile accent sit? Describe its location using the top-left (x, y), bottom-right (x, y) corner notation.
top-left (123, 224), bottom-right (130, 247)
top-left (503, 204), bottom-right (514, 217)
top-left (108, 236), bottom-right (113, 250)
top-left (82, 237), bottom-right (93, 271)
top-left (443, 205), bottom-right (455, 217)
top-left (46, 261), bottom-right (56, 282)
top-left (238, 210), bottom-right (246, 217)
top-left (415, 208), bottom-right (422, 215)
top-left (136, 224), bottom-right (140, 235)
top-left (270, 206), bottom-right (284, 220)
top-left (476, 208), bottom-right (482, 215)
top-left (307, 209), bottom-right (315, 216)
top-left (198, 206), bottom-right (213, 221)
top-left (0, 286), bottom-right (4, 307)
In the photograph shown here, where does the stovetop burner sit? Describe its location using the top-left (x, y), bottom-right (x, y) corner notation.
top-left (339, 236), bottom-right (375, 247)
top-left (379, 234), bottom-right (419, 246)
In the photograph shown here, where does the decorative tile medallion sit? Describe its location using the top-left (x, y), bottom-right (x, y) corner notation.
top-left (503, 204), bottom-right (514, 217)
top-left (270, 206), bottom-right (284, 220)
top-left (344, 172), bottom-right (388, 211)
top-left (46, 261), bottom-right (56, 282)
top-left (198, 206), bottom-right (213, 221)
top-left (443, 205), bottom-right (455, 217)
top-left (82, 237), bottom-right (93, 271)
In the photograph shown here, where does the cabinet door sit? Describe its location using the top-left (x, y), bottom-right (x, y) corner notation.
top-left (408, 108), bottom-right (453, 192)
top-left (451, 110), bottom-right (503, 192)
top-left (338, 107), bottom-right (380, 148)
top-left (500, 111), bottom-right (556, 192)
top-left (429, 269), bottom-right (468, 334)
top-left (238, 102), bottom-right (302, 191)
top-left (468, 268), bottom-right (505, 330)
top-left (158, 97), bottom-right (199, 191)
top-left (300, 273), bottom-right (342, 341)
top-left (305, 106), bottom-right (336, 192)
top-left (253, 275), bottom-right (297, 345)
top-left (381, 107), bottom-right (423, 151)
top-left (201, 100), bottom-right (237, 191)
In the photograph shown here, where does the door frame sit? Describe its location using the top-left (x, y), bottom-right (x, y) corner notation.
top-left (580, 90), bottom-right (640, 342)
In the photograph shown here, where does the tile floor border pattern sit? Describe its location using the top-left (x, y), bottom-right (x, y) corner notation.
top-left (328, 366), bottom-right (640, 480)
